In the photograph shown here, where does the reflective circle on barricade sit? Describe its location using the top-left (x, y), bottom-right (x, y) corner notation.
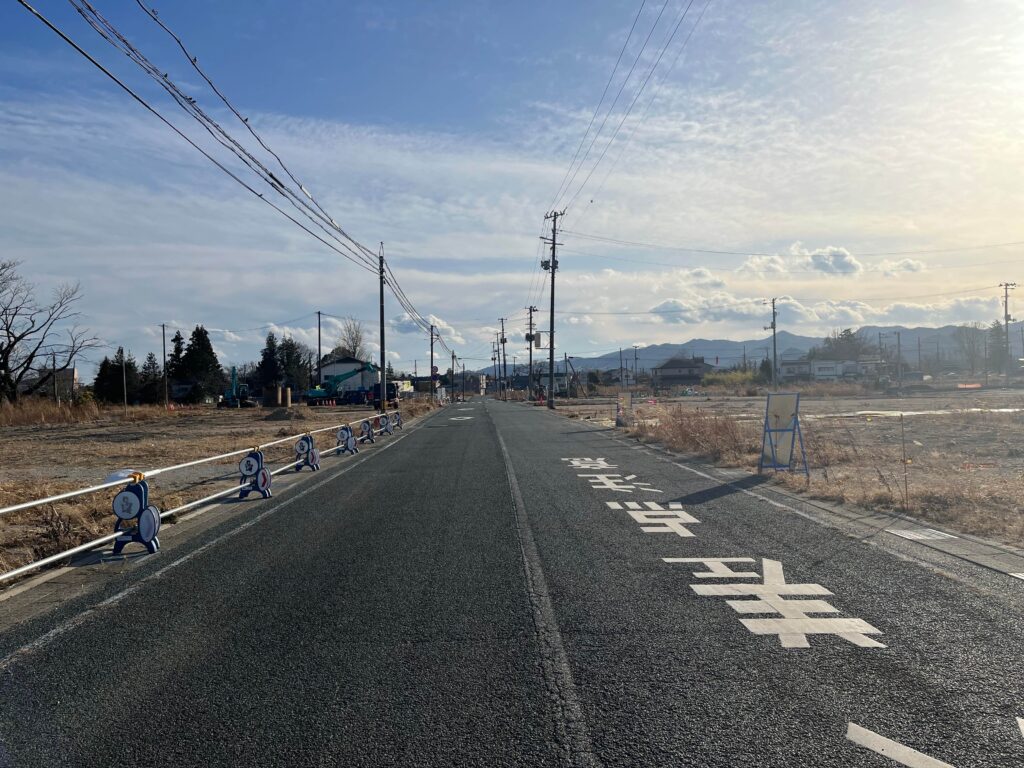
top-left (255, 467), bottom-right (272, 492)
top-left (295, 436), bottom-right (313, 454)
top-left (112, 489), bottom-right (143, 521)
top-left (239, 455), bottom-right (260, 477)
top-left (138, 505), bottom-right (161, 544)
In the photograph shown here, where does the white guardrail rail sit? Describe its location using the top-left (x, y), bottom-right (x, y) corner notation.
top-left (0, 409), bottom-right (405, 585)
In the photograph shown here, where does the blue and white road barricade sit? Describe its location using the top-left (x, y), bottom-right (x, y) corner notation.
top-left (378, 413), bottom-right (394, 436)
top-left (359, 419), bottom-right (375, 444)
top-left (337, 425), bottom-right (359, 455)
top-left (238, 449), bottom-right (272, 499)
top-left (110, 475), bottom-right (161, 555)
top-left (393, 411), bottom-right (402, 430)
top-left (294, 435), bottom-right (321, 472)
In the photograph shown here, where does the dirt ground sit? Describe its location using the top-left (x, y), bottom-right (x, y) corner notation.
top-left (555, 388), bottom-right (1024, 547)
top-left (0, 400), bottom-right (435, 572)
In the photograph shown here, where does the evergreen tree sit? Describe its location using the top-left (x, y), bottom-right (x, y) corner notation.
top-left (139, 352), bottom-right (163, 404)
top-left (256, 332), bottom-right (281, 392)
top-left (167, 331), bottom-right (186, 380)
top-left (987, 319), bottom-right (1006, 373)
top-left (278, 336), bottom-right (314, 391)
top-left (181, 325), bottom-right (225, 401)
top-left (93, 347), bottom-right (140, 403)
top-left (385, 361), bottom-right (396, 380)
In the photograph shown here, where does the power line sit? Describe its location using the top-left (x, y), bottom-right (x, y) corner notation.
top-left (16, 0), bottom-right (377, 275)
top-left (68, 0), bottom-right (378, 272)
top-left (547, 0), bottom-right (648, 210)
top-left (553, 0), bottom-right (671, 213)
top-left (563, 0), bottom-right (700, 214)
top-left (573, 0), bottom-right (712, 229)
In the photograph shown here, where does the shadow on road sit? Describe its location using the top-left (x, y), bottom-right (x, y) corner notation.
top-left (674, 473), bottom-right (770, 506)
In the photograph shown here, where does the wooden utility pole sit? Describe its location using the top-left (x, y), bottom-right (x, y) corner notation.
top-left (161, 322), bottom-right (169, 408)
top-left (316, 310), bottom-right (322, 386)
top-left (500, 318), bottom-right (509, 399)
top-left (542, 209), bottom-right (564, 409)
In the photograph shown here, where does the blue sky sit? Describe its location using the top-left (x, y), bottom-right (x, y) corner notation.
top-left (2, 1), bottom-right (1022, 374)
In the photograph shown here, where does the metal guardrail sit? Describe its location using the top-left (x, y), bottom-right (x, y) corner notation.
top-left (0, 409), bottom-right (403, 585)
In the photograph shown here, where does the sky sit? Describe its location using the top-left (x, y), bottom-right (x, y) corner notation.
top-left (1, 0), bottom-right (1022, 376)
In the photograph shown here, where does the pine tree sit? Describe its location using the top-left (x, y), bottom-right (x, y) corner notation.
top-left (386, 361), bottom-right (396, 380)
top-left (167, 331), bottom-right (186, 380)
top-left (181, 325), bottom-right (225, 402)
top-left (139, 352), bottom-right (163, 404)
top-left (256, 332), bottom-right (281, 393)
top-left (93, 347), bottom-right (140, 403)
top-left (278, 336), bottom-right (314, 392)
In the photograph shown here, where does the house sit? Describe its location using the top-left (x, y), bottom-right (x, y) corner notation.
top-left (652, 356), bottom-right (713, 387)
top-left (319, 355), bottom-right (378, 392)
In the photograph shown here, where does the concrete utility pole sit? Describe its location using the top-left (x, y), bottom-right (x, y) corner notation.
top-left (316, 310), bottom-right (322, 385)
top-left (451, 350), bottom-right (456, 401)
top-left (500, 318), bottom-right (509, 399)
top-left (633, 345), bottom-right (639, 389)
top-left (378, 244), bottom-right (387, 413)
top-left (764, 298), bottom-right (778, 389)
top-left (542, 209), bottom-right (564, 409)
top-left (461, 362), bottom-right (466, 401)
top-left (491, 342), bottom-right (498, 398)
top-left (526, 305), bottom-right (536, 400)
top-left (1001, 282), bottom-right (1016, 377)
top-left (896, 331), bottom-right (902, 389)
top-left (160, 322), bottom-right (169, 408)
top-left (619, 347), bottom-right (624, 390)
top-left (429, 324), bottom-right (436, 405)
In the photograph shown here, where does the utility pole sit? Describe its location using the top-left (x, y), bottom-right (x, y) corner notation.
top-left (461, 362), bottom-right (466, 401)
top-left (633, 345), bottom-right (639, 389)
top-left (1001, 282), bottom-right (1016, 377)
top-left (917, 336), bottom-right (922, 372)
top-left (429, 324), bottom-right (436, 405)
top-left (542, 209), bottom-right (564, 408)
top-left (526, 305), bottom-right (537, 401)
top-left (742, 344), bottom-right (747, 371)
top-left (121, 350), bottom-right (128, 418)
top-left (452, 350), bottom-right (456, 401)
top-left (316, 310), bottom-right (322, 385)
top-left (378, 244), bottom-right (387, 413)
top-left (619, 347), bottom-right (624, 390)
top-left (500, 318), bottom-right (509, 400)
top-left (896, 331), bottom-right (902, 389)
top-left (160, 323), bottom-right (169, 409)
top-left (764, 298), bottom-right (778, 389)
top-left (491, 341), bottom-right (498, 399)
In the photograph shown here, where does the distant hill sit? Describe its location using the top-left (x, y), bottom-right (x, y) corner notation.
top-left (474, 322), bottom-right (1024, 374)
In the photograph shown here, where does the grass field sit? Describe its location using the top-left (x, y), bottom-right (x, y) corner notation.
top-left (557, 389), bottom-right (1024, 547)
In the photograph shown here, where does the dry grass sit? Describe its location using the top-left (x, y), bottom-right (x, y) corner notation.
top-left (0, 400), bottom-right (441, 574)
top-left (622, 403), bottom-right (1024, 547)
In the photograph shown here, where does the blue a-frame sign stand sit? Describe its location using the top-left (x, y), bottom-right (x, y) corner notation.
top-left (758, 392), bottom-right (809, 476)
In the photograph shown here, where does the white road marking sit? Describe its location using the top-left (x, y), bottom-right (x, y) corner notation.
top-left (662, 558), bottom-right (759, 578)
top-left (448, 416), bottom-right (474, 421)
top-left (846, 722), bottom-right (953, 767)
top-left (494, 430), bottom-right (599, 767)
top-left (887, 528), bottom-right (958, 541)
top-left (691, 559), bottom-right (885, 649)
top-left (1018, 717), bottom-right (1024, 739)
top-left (1010, 573), bottom-right (1024, 581)
top-left (605, 501), bottom-right (699, 537)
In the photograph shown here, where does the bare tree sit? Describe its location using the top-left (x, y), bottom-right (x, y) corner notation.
top-left (952, 322), bottom-right (984, 374)
top-left (0, 261), bottom-right (99, 403)
top-left (332, 316), bottom-right (369, 361)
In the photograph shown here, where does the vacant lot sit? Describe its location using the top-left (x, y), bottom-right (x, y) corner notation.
top-left (557, 389), bottom-right (1024, 547)
top-left (0, 400), bottom-right (435, 572)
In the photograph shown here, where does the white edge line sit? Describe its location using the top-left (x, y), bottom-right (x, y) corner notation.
top-left (846, 722), bottom-right (954, 768)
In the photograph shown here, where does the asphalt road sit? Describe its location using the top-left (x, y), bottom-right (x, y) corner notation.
top-left (1, 399), bottom-right (1022, 766)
